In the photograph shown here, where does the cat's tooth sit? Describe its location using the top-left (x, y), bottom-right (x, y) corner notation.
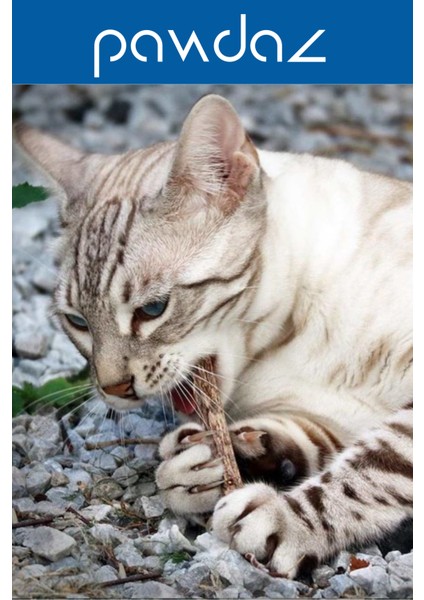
top-left (189, 480), bottom-right (224, 494)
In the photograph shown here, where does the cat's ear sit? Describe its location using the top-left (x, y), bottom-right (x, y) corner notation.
top-left (168, 95), bottom-right (260, 213)
top-left (13, 123), bottom-right (100, 218)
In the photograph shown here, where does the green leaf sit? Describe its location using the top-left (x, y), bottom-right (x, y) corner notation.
top-left (12, 182), bottom-right (49, 209)
top-left (12, 374), bottom-right (91, 416)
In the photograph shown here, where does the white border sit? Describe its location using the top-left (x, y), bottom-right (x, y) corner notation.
top-left (2, 0), bottom-right (12, 597)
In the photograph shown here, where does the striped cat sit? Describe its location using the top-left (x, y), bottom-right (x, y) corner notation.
top-left (15, 94), bottom-right (412, 578)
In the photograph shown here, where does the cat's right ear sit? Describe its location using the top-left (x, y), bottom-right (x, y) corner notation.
top-left (13, 123), bottom-right (95, 219)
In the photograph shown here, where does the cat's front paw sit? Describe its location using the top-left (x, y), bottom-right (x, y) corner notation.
top-left (156, 423), bottom-right (225, 515)
top-left (211, 483), bottom-right (308, 578)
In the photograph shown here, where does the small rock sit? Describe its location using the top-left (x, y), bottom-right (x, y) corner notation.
top-left (12, 449), bottom-right (23, 468)
top-left (123, 480), bottom-right (156, 502)
top-left (133, 443), bottom-right (158, 461)
top-left (114, 541), bottom-right (145, 567)
top-left (13, 545), bottom-right (31, 559)
top-left (264, 579), bottom-right (301, 598)
top-left (74, 416), bottom-right (97, 438)
top-left (349, 565), bottom-right (389, 596)
top-left (19, 564), bottom-right (48, 578)
top-left (92, 478), bottom-right (124, 500)
top-left (45, 487), bottom-right (85, 509)
top-left (127, 456), bottom-right (158, 472)
top-left (80, 504), bottom-right (112, 522)
top-left (93, 565), bottom-right (118, 583)
top-left (63, 468), bottom-right (93, 491)
top-left (140, 495), bottom-right (164, 518)
top-left (22, 526), bottom-right (76, 561)
top-left (110, 445), bottom-right (132, 461)
top-left (90, 452), bottom-right (118, 472)
top-left (175, 563), bottom-right (211, 594)
top-left (123, 581), bottom-right (182, 599)
top-left (28, 416), bottom-right (60, 444)
top-left (213, 552), bottom-right (246, 588)
top-left (221, 586), bottom-right (253, 599)
top-left (15, 330), bottom-right (49, 359)
top-left (385, 550), bottom-right (402, 563)
top-left (328, 573), bottom-right (362, 596)
top-left (50, 471), bottom-right (70, 487)
top-left (25, 463), bottom-right (52, 495)
top-left (12, 433), bottom-right (31, 455)
top-left (13, 497), bottom-right (36, 515)
top-left (12, 466), bottom-right (27, 498)
top-left (90, 523), bottom-right (125, 546)
top-left (112, 465), bottom-right (139, 487)
top-left (312, 564), bottom-right (336, 587)
top-left (48, 555), bottom-right (81, 571)
top-left (27, 439), bottom-right (59, 462)
top-left (142, 555), bottom-right (162, 572)
top-left (33, 501), bottom-right (65, 517)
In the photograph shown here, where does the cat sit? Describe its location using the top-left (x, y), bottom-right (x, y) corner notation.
top-left (15, 93), bottom-right (412, 578)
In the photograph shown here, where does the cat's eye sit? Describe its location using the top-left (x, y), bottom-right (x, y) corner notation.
top-left (65, 313), bottom-right (89, 331)
top-left (134, 298), bottom-right (169, 321)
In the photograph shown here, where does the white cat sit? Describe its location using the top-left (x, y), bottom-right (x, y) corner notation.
top-left (15, 94), bottom-right (412, 578)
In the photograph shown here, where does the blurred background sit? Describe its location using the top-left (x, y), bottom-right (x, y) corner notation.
top-left (13, 84), bottom-right (412, 183)
top-left (12, 84), bottom-right (412, 389)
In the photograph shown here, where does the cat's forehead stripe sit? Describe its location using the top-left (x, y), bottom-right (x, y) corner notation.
top-left (91, 142), bottom-right (174, 202)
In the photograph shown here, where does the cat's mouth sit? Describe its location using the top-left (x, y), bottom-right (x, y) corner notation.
top-left (169, 356), bottom-right (217, 415)
top-left (169, 374), bottom-right (197, 415)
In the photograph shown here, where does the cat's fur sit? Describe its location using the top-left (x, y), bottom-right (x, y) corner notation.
top-left (15, 94), bottom-right (412, 578)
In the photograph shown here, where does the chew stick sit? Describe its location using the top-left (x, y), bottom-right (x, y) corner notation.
top-left (192, 355), bottom-right (242, 493)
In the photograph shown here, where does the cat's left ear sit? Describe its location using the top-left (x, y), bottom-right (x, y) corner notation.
top-left (13, 123), bottom-right (104, 221)
top-left (168, 95), bottom-right (260, 213)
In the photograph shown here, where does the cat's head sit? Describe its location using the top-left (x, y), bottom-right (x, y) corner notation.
top-left (15, 95), bottom-right (266, 412)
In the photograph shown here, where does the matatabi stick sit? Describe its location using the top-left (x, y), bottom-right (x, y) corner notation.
top-left (192, 355), bottom-right (243, 494)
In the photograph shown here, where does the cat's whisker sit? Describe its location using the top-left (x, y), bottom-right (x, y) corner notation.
top-left (58, 391), bottom-right (99, 450)
top-left (173, 378), bottom-right (208, 428)
top-left (157, 381), bottom-right (169, 429)
top-left (187, 362), bottom-right (248, 389)
top-left (19, 382), bottom-right (93, 414)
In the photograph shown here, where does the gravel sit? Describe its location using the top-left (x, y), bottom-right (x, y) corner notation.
top-left (12, 84), bottom-right (412, 598)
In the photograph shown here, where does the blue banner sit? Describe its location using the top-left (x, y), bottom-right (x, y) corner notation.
top-left (12, 0), bottom-right (412, 84)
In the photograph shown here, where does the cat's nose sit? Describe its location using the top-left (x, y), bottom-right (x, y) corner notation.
top-left (102, 379), bottom-right (136, 399)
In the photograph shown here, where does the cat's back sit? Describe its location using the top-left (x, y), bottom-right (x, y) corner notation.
top-left (252, 149), bottom-right (411, 411)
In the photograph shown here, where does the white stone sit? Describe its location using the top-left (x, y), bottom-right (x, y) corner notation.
top-left (22, 526), bottom-right (76, 561)
top-left (25, 463), bottom-right (52, 495)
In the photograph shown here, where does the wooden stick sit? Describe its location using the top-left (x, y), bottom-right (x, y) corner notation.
top-left (85, 437), bottom-right (160, 450)
top-left (99, 571), bottom-right (162, 588)
top-left (192, 356), bottom-right (242, 494)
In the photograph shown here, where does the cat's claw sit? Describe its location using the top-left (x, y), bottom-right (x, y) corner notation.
top-left (156, 423), bottom-right (224, 514)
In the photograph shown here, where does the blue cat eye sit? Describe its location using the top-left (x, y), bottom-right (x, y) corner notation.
top-left (135, 298), bottom-right (169, 321)
top-left (65, 313), bottom-right (89, 331)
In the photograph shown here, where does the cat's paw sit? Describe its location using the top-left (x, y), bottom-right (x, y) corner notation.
top-left (211, 483), bottom-right (305, 578)
top-left (156, 423), bottom-right (225, 514)
top-left (228, 421), bottom-right (304, 487)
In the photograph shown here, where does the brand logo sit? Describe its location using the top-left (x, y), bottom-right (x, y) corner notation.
top-left (94, 14), bottom-right (326, 78)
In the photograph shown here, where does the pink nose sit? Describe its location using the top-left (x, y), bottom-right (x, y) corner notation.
top-left (102, 380), bottom-right (135, 398)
